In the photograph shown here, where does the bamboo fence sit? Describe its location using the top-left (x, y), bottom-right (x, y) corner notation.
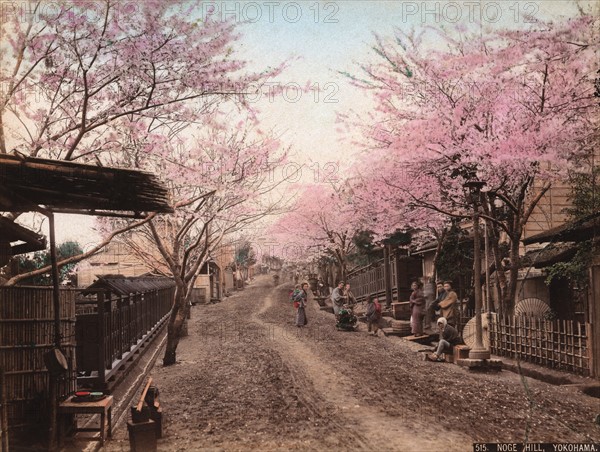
top-left (0, 286), bottom-right (77, 431)
top-left (489, 314), bottom-right (590, 376)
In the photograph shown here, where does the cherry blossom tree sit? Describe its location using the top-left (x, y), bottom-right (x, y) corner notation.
top-left (0, 1), bottom-right (278, 159)
top-left (346, 9), bottom-right (599, 312)
top-left (1, 0), bottom-right (283, 284)
top-left (272, 182), bottom-right (360, 283)
top-left (106, 119), bottom-right (289, 365)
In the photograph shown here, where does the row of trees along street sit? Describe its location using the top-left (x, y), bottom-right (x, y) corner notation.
top-left (1, 1), bottom-right (598, 364)
top-left (0, 1), bottom-right (291, 365)
top-left (274, 9), bottom-right (599, 314)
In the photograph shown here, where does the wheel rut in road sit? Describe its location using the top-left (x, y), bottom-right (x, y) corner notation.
top-left (253, 285), bottom-right (471, 451)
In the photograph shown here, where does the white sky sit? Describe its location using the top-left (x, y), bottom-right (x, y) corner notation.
top-left (14, 0), bottom-right (596, 245)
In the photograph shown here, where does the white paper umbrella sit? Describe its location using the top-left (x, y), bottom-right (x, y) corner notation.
top-left (514, 298), bottom-right (551, 318)
top-left (462, 314), bottom-right (490, 349)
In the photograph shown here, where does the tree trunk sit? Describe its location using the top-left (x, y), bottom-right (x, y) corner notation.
top-left (327, 263), bottom-right (335, 288)
top-left (505, 234), bottom-right (521, 315)
top-left (162, 282), bottom-right (188, 366)
top-left (332, 248), bottom-right (347, 283)
top-left (488, 224), bottom-right (508, 317)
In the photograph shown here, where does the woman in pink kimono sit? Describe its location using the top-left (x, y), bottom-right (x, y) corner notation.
top-left (409, 281), bottom-right (426, 336)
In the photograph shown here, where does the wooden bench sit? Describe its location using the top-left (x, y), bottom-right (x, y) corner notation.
top-left (59, 395), bottom-right (113, 446)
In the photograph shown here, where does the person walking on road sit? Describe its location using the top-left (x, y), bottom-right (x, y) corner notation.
top-left (294, 282), bottom-right (309, 327)
top-left (409, 281), bottom-right (426, 336)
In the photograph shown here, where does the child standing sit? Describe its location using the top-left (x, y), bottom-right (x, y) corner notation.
top-left (365, 295), bottom-right (382, 336)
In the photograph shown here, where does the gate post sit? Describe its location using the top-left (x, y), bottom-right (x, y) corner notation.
top-left (383, 245), bottom-right (392, 308)
top-left (590, 264), bottom-right (600, 378)
top-left (97, 291), bottom-right (106, 386)
top-left (394, 248), bottom-right (403, 302)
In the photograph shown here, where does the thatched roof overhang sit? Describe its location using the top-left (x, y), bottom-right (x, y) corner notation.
top-left (521, 243), bottom-right (579, 269)
top-left (0, 154), bottom-right (172, 217)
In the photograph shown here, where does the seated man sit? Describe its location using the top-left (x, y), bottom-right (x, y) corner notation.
top-left (430, 317), bottom-right (463, 362)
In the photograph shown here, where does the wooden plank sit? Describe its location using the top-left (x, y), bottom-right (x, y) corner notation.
top-left (136, 378), bottom-right (153, 412)
top-left (403, 334), bottom-right (435, 342)
top-left (1, 367), bottom-right (8, 452)
top-left (587, 322), bottom-right (594, 377)
top-left (381, 328), bottom-right (410, 337)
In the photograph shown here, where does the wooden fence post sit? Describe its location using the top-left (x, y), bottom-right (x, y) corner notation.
top-left (590, 265), bottom-right (600, 378)
top-left (383, 245), bottom-right (392, 308)
top-left (1, 367), bottom-right (8, 452)
top-left (97, 291), bottom-right (106, 386)
top-left (394, 250), bottom-right (403, 302)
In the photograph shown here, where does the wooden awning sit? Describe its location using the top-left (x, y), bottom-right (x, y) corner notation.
top-left (81, 274), bottom-right (175, 296)
top-left (522, 212), bottom-right (600, 245)
top-left (0, 216), bottom-right (46, 256)
top-left (0, 154), bottom-right (173, 217)
top-left (521, 243), bottom-right (578, 268)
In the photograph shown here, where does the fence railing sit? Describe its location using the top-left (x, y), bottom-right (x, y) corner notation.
top-left (347, 255), bottom-right (421, 303)
top-left (75, 286), bottom-right (174, 389)
top-left (489, 314), bottom-right (590, 376)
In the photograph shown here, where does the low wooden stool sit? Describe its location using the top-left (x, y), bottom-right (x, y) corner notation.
top-left (128, 419), bottom-right (157, 452)
top-left (58, 395), bottom-right (113, 446)
top-left (454, 345), bottom-right (471, 360)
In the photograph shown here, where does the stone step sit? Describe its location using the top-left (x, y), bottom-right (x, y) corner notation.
top-left (403, 333), bottom-right (436, 344)
top-left (456, 358), bottom-right (503, 370)
top-left (381, 327), bottom-right (412, 337)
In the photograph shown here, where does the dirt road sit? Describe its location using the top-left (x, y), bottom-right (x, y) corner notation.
top-left (105, 275), bottom-right (600, 451)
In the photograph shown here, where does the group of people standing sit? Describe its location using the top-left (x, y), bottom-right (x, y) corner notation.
top-left (290, 280), bottom-right (360, 329)
top-left (409, 280), bottom-right (459, 336)
top-left (408, 279), bottom-right (464, 362)
top-left (288, 277), bottom-right (463, 361)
